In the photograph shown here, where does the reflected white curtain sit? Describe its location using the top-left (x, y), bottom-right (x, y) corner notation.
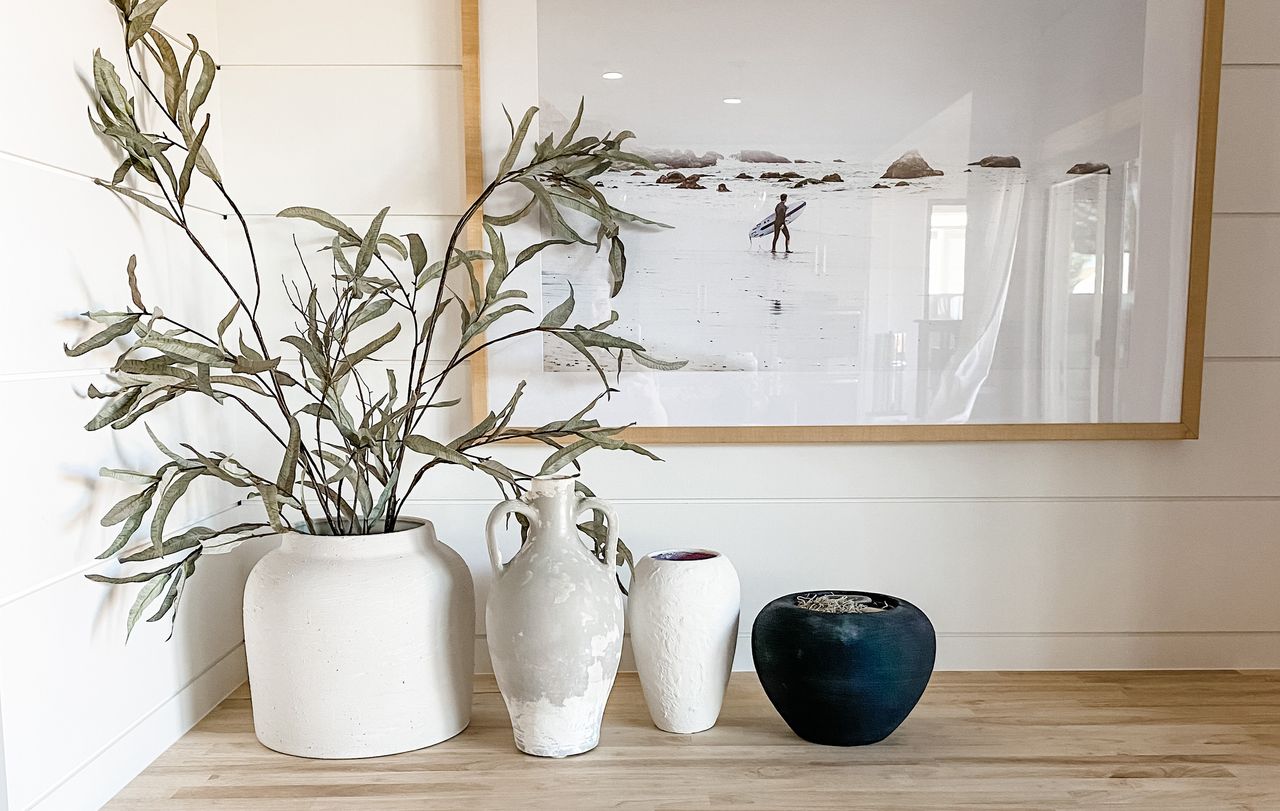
top-left (923, 175), bottom-right (1026, 422)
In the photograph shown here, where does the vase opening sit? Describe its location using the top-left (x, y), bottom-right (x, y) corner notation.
top-left (528, 473), bottom-right (580, 497)
top-left (794, 592), bottom-right (897, 614)
top-left (291, 518), bottom-right (425, 537)
top-left (651, 549), bottom-right (719, 562)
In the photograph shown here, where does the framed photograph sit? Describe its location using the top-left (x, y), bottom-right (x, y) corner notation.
top-left (466, 0), bottom-right (1223, 442)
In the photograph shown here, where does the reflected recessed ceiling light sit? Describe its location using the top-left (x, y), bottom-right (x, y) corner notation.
top-left (602, 71), bottom-right (623, 80)
top-left (723, 97), bottom-right (743, 104)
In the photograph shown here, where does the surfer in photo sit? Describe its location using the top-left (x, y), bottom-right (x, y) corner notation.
top-left (748, 194), bottom-right (804, 250)
top-left (771, 193), bottom-right (792, 254)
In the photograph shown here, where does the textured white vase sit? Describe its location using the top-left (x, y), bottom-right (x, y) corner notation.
top-left (629, 549), bottom-right (740, 733)
top-left (243, 519), bottom-right (475, 758)
top-left (485, 475), bottom-right (624, 757)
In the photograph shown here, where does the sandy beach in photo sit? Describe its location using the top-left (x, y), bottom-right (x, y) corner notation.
top-left (543, 157), bottom-right (1027, 380)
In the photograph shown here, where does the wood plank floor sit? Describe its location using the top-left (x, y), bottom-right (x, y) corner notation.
top-left (110, 671), bottom-right (1280, 810)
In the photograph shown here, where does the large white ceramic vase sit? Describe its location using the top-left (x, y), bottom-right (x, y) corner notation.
top-left (485, 475), bottom-right (624, 757)
top-left (242, 519), bottom-right (475, 758)
top-left (629, 549), bottom-right (740, 733)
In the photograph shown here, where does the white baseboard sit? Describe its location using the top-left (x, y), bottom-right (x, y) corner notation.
top-left (935, 630), bottom-right (1280, 670)
top-left (473, 631), bottom-right (1280, 674)
top-left (29, 644), bottom-right (248, 811)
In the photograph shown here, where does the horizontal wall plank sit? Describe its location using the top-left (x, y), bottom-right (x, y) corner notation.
top-left (31, 645), bottom-right (247, 811)
top-left (216, 66), bottom-right (465, 216)
top-left (216, 0), bottom-right (461, 66)
top-left (1213, 66), bottom-right (1280, 213)
top-left (410, 498), bottom-right (1280, 639)
top-left (0, 0), bottom-right (221, 182)
top-left (154, 0), bottom-right (222, 46)
top-left (1206, 214), bottom-right (1280, 357)
top-left (0, 374), bottom-right (259, 603)
top-left (0, 353), bottom-right (468, 603)
top-left (0, 0), bottom-right (137, 178)
top-left (1223, 0), bottom-right (1280, 65)
top-left (404, 359), bottom-right (1280, 502)
top-left (930, 630), bottom-right (1280, 670)
top-left (0, 521), bottom-right (270, 811)
top-left (0, 157), bottom-right (231, 377)
top-left (471, 630), bottom-right (1280, 672)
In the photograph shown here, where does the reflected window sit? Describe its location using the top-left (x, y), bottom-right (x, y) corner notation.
top-left (1072, 256), bottom-right (1097, 294)
top-left (926, 203), bottom-right (966, 319)
top-left (1069, 195), bottom-right (1100, 294)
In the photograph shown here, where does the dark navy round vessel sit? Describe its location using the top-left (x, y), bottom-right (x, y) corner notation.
top-left (752, 591), bottom-right (935, 746)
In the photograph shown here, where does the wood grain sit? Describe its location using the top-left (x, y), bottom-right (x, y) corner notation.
top-left (109, 670), bottom-right (1280, 809)
top-left (460, 0), bottom-right (489, 426)
top-left (1180, 0), bottom-right (1227, 439)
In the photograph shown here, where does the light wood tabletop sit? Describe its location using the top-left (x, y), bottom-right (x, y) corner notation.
top-left (109, 670), bottom-right (1280, 809)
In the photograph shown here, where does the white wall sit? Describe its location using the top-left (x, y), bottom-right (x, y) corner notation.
top-left (2, 0), bottom-right (1278, 807)
top-left (212, 0), bottom-right (1280, 674)
top-left (0, 2), bottom-right (268, 809)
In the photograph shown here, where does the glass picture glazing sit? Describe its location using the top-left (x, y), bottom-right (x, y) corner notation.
top-left (478, 0), bottom-right (1213, 433)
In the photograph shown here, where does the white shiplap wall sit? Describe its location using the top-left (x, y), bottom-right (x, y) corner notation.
top-left (0, 2), bottom-right (269, 809)
top-left (4, 0), bottom-right (1278, 807)
top-left (213, 0), bottom-right (1280, 673)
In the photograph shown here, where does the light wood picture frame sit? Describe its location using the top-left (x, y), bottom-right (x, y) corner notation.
top-left (464, 0), bottom-right (1224, 444)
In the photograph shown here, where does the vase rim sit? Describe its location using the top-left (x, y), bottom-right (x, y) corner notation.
top-left (646, 548), bottom-right (723, 562)
top-left (780, 590), bottom-right (903, 614)
top-left (527, 473), bottom-right (580, 496)
top-left (286, 517), bottom-right (433, 540)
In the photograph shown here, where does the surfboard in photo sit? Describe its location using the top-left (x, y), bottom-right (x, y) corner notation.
top-left (749, 200), bottom-right (807, 240)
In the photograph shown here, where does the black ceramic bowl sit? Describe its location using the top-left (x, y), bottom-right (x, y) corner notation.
top-left (752, 590), bottom-right (935, 746)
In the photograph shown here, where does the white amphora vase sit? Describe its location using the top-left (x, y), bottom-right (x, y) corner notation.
top-left (485, 475), bottom-right (624, 757)
top-left (242, 519), bottom-right (475, 758)
top-left (629, 549), bottom-right (740, 733)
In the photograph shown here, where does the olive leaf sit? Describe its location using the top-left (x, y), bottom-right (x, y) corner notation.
top-left (216, 302), bottom-right (239, 346)
top-left (146, 29), bottom-right (182, 117)
top-left (125, 575), bottom-right (169, 639)
top-left (188, 49), bottom-right (216, 118)
top-left (125, 254), bottom-right (145, 310)
top-left (497, 105), bottom-right (537, 178)
top-left (354, 207), bottom-right (390, 277)
top-left (541, 282), bottom-right (574, 329)
top-left (177, 113), bottom-right (211, 204)
top-left (135, 334), bottom-right (227, 365)
top-left (407, 233), bottom-right (429, 277)
top-left (65, 314), bottom-right (140, 357)
top-left (333, 322), bottom-right (399, 380)
top-left (346, 297), bottom-right (392, 334)
top-left (94, 180), bottom-right (179, 225)
top-left (92, 50), bottom-right (129, 118)
top-left (607, 237), bottom-right (627, 297)
top-left (404, 435), bottom-right (474, 469)
top-left (539, 439), bottom-right (594, 476)
top-left (276, 206), bottom-right (361, 242)
top-left (632, 349), bottom-right (689, 371)
top-left (126, 0), bottom-right (170, 46)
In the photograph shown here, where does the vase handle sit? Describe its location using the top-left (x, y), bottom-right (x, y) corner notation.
top-left (486, 499), bottom-right (539, 578)
top-left (578, 497), bottom-right (619, 572)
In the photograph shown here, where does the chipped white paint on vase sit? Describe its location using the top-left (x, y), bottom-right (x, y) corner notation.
top-left (242, 519), bottom-right (475, 758)
top-left (629, 549), bottom-right (740, 733)
top-left (485, 475), bottom-right (624, 757)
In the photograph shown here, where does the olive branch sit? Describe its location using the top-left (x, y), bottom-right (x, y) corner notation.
top-left (72, 0), bottom-right (684, 638)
